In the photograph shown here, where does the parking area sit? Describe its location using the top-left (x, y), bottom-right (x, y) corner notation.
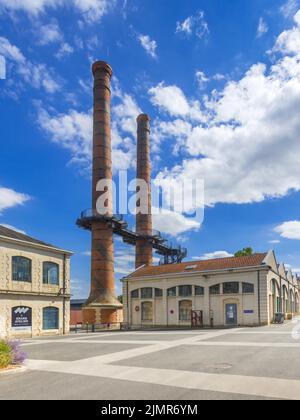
top-left (1, 320), bottom-right (300, 400)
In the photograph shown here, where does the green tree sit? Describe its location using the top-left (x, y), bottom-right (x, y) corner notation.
top-left (234, 247), bottom-right (253, 257)
top-left (118, 295), bottom-right (123, 304)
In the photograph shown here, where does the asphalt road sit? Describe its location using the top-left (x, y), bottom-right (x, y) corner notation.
top-left (0, 321), bottom-right (299, 400)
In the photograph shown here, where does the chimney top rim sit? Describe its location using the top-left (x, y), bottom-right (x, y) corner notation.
top-left (92, 61), bottom-right (113, 78)
top-left (137, 114), bottom-right (150, 122)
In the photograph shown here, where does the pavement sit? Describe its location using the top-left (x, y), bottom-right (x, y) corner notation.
top-left (1, 320), bottom-right (300, 400)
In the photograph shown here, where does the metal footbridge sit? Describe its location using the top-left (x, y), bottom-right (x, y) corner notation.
top-left (76, 209), bottom-right (187, 264)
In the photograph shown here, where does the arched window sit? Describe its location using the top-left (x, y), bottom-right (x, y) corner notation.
top-left (141, 302), bottom-right (153, 321)
top-left (167, 287), bottom-right (177, 297)
top-left (195, 286), bottom-right (204, 296)
top-left (223, 282), bottom-right (239, 294)
top-left (209, 284), bottom-right (220, 295)
top-left (179, 285), bottom-right (192, 297)
top-left (179, 300), bottom-right (192, 321)
top-left (12, 256), bottom-right (32, 282)
top-left (43, 262), bottom-right (59, 285)
top-left (155, 288), bottom-right (163, 298)
top-left (131, 289), bottom-right (139, 299)
top-left (141, 288), bottom-right (152, 299)
top-left (43, 307), bottom-right (59, 330)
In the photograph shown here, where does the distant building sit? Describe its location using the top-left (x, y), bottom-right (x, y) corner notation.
top-left (122, 251), bottom-right (300, 328)
top-left (0, 226), bottom-right (73, 338)
top-left (70, 299), bottom-right (85, 326)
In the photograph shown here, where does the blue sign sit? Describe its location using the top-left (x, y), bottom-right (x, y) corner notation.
top-left (244, 310), bottom-right (254, 314)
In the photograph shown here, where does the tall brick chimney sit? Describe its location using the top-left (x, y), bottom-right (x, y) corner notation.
top-left (83, 61), bottom-right (122, 325)
top-left (135, 114), bottom-right (153, 269)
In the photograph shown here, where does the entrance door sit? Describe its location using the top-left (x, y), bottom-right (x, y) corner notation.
top-left (225, 304), bottom-right (237, 326)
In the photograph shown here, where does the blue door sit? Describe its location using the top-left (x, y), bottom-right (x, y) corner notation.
top-left (226, 304), bottom-right (237, 326)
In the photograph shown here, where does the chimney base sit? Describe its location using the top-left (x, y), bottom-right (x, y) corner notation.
top-left (82, 305), bottom-right (123, 329)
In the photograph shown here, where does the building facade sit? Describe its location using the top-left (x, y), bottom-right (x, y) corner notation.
top-left (122, 251), bottom-right (300, 328)
top-left (0, 226), bottom-right (73, 339)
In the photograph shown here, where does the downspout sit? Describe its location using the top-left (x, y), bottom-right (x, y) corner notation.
top-left (257, 271), bottom-right (261, 326)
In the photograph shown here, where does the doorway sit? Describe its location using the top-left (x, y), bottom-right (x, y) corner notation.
top-left (225, 303), bottom-right (238, 326)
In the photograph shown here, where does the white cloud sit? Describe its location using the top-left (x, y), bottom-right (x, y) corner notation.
top-left (138, 34), bottom-right (157, 59)
top-left (193, 251), bottom-right (234, 260)
top-left (269, 240), bottom-right (281, 244)
top-left (148, 82), bottom-right (206, 122)
top-left (152, 207), bottom-right (200, 237)
top-left (37, 22), bottom-right (62, 45)
top-left (0, 224), bottom-right (26, 234)
top-left (176, 10), bottom-right (209, 40)
top-left (195, 70), bottom-right (209, 89)
top-left (55, 42), bottom-right (74, 59)
top-left (274, 221), bottom-right (300, 239)
top-left (0, 37), bottom-right (61, 93)
top-left (280, 0), bottom-right (299, 18)
top-left (151, 11), bottom-right (300, 207)
top-left (0, 187), bottom-right (30, 213)
top-left (81, 250), bottom-right (91, 256)
top-left (0, 0), bottom-right (115, 23)
top-left (272, 13), bottom-right (300, 55)
top-left (37, 85), bottom-right (140, 172)
top-left (257, 17), bottom-right (268, 38)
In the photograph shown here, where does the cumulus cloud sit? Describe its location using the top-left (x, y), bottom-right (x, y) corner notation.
top-left (0, 0), bottom-right (115, 23)
top-left (148, 82), bottom-right (206, 122)
top-left (274, 221), bottom-right (300, 239)
top-left (152, 207), bottom-right (200, 237)
top-left (150, 10), bottom-right (300, 207)
top-left (272, 11), bottom-right (300, 55)
top-left (193, 251), bottom-right (234, 260)
top-left (36, 84), bottom-right (140, 172)
top-left (0, 187), bottom-right (30, 213)
top-left (138, 34), bottom-right (157, 59)
top-left (176, 10), bottom-right (209, 40)
top-left (0, 37), bottom-right (61, 93)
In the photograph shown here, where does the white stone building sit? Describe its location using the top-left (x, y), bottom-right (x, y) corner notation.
top-left (122, 251), bottom-right (300, 328)
top-left (0, 226), bottom-right (73, 339)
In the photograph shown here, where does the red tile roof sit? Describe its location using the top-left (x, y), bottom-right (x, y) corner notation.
top-left (127, 253), bottom-right (268, 278)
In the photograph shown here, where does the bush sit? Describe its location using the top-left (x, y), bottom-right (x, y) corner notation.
top-left (0, 340), bottom-right (27, 369)
top-left (0, 341), bottom-right (12, 369)
top-left (7, 341), bottom-right (27, 365)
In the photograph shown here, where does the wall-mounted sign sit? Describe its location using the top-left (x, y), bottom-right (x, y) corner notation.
top-left (12, 307), bottom-right (32, 331)
top-left (244, 310), bottom-right (254, 314)
top-left (135, 306), bottom-right (140, 312)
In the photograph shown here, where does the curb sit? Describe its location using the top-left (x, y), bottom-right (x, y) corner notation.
top-left (0, 366), bottom-right (27, 376)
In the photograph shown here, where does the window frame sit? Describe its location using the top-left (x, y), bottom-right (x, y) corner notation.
top-left (43, 261), bottom-right (59, 286)
top-left (141, 287), bottom-right (153, 299)
top-left (12, 256), bottom-right (32, 283)
top-left (195, 286), bottom-right (204, 296)
top-left (179, 285), bottom-right (193, 297)
top-left (167, 287), bottom-right (177, 297)
top-left (209, 284), bottom-right (220, 295)
top-left (223, 282), bottom-right (240, 295)
top-left (131, 289), bottom-right (139, 299)
top-left (42, 307), bottom-right (59, 330)
top-left (242, 282), bottom-right (255, 294)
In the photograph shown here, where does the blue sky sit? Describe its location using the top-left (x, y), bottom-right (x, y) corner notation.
top-left (1, 0), bottom-right (300, 299)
